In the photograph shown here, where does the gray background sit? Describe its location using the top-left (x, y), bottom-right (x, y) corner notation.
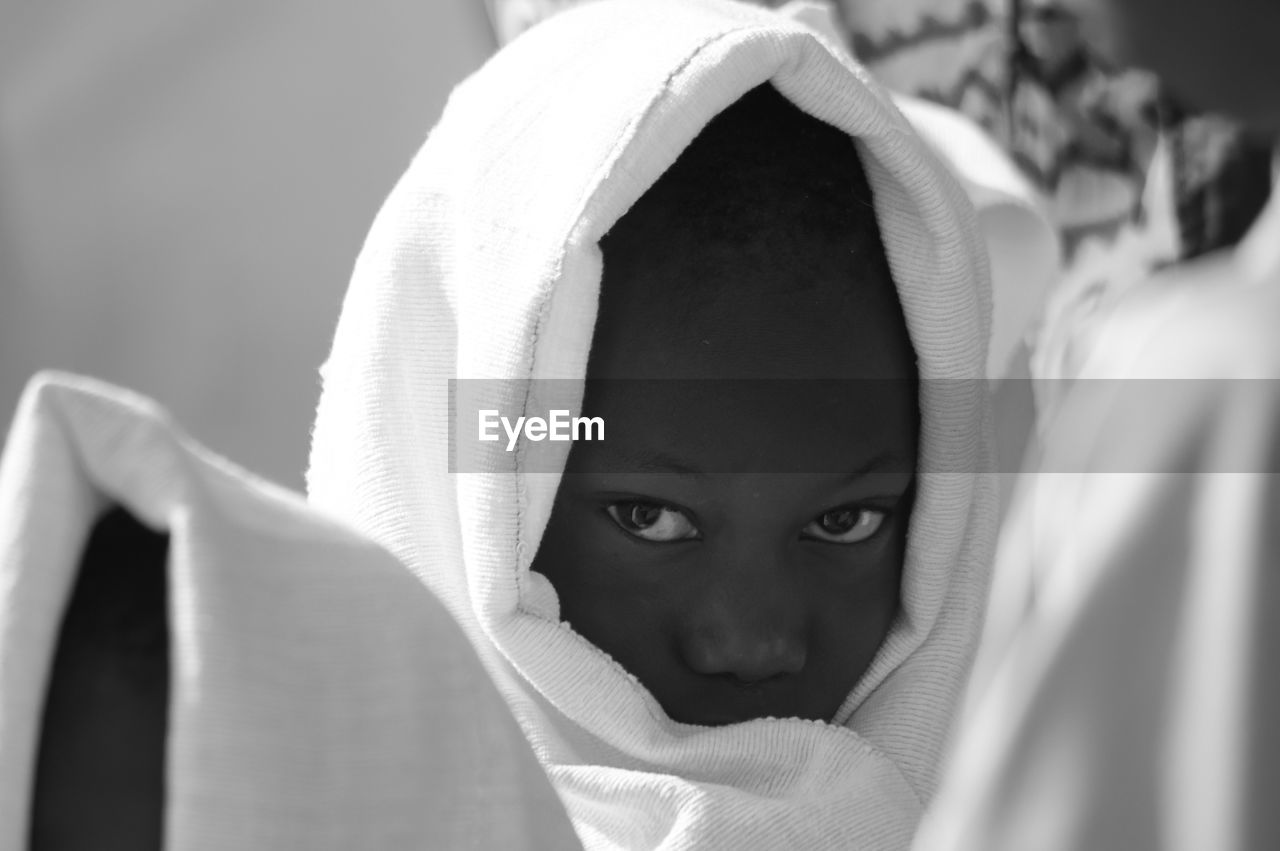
top-left (1, 0), bottom-right (496, 487)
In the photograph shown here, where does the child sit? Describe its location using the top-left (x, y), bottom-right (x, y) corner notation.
top-left (308, 0), bottom-right (995, 846)
top-left (530, 83), bottom-right (919, 729)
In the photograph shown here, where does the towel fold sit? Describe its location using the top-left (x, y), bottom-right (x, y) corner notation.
top-left (917, 186), bottom-right (1280, 851)
top-left (0, 371), bottom-right (577, 850)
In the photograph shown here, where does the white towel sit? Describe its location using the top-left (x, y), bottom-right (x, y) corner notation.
top-left (0, 372), bottom-right (578, 850)
top-left (916, 183), bottom-right (1280, 851)
top-left (308, 0), bottom-right (997, 847)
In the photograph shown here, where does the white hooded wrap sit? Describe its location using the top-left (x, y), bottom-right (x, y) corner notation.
top-left (307, 0), bottom-right (996, 847)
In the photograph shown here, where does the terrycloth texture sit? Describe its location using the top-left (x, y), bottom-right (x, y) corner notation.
top-left (0, 372), bottom-right (578, 850)
top-left (917, 184), bottom-right (1280, 850)
top-left (778, 0), bottom-right (1060, 380)
top-left (308, 0), bottom-right (996, 847)
top-left (893, 93), bottom-right (1058, 379)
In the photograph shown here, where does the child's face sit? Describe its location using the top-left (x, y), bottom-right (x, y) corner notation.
top-left (531, 212), bottom-right (918, 727)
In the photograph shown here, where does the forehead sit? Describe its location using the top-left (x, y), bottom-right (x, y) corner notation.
top-left (571, 377), bottom-right (918, 477)
top-left (579, 81), bottom-right (919, 471)
top-left (589, 211), bottom-right (916, 381)
top-left (583, 239), bottom-right (920, 475)
top-left (583, 237), bottom-right (919, 474)
top-left (591, 82), bottom-right (912, 376)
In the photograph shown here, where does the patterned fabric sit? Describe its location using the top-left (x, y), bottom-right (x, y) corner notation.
top-left (483, 0), bottom-right (1274, 381)
top-left (485, 0), bottom-right (1270, 255)
top-left (822, 0), bottom-right (1273, 383)
top-left (831, 0), bottom-right (1274, 261)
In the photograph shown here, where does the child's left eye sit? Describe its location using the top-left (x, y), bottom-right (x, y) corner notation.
top-left (801, 507), bottom-right (885, 544)
top-left (605, 501), bottom-right (701, 542)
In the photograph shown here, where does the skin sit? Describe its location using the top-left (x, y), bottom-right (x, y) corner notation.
top-left (1057, 0), bottom-right (1280, 136)
top-left (531, 208), bottom-right (919, 727)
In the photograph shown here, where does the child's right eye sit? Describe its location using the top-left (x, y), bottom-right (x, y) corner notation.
top-left (605, 501), bottom-right (701, 542)
top-left (800, 506), bottom-right (886, 545)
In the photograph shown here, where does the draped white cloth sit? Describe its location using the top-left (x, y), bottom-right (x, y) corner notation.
top-left (918, 185), bottom-right (1280, 850)
top-left (308, 0), bottom-right (997, 847)
top-left (0, 372), bottom-right (578, 850)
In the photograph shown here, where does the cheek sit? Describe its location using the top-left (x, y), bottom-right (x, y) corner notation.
top-left (806, 528), bottom-right (906, 675)
top-left (814, 570), bottom-right (900, 654)
top-left (530, 515), bottom-right (685, 663)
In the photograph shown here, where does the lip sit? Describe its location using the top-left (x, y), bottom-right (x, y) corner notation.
top-left (676, 702), bottom-right (778, 726)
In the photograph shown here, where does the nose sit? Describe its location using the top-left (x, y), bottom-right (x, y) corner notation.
top-left (680, 580), bottom-right (808, 684)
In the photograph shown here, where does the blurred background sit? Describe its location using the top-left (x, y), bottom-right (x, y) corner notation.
top-left (4, 0), bottom-right (1269, 490)
top-left (1, 0), bottom-right (496, 487)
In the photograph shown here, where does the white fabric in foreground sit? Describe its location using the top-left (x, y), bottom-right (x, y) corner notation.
top-left (308, 0), bottom-right (997, 847)
top-left (0, 372), bottom-right (578, 851)
top-left (918, 186), bottom-right (1280, 850)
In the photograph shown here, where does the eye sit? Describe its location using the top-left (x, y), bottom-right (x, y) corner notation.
top-left (801, 507), bottom-right (885, 544)
top-left (605, 501), bottom-right (700, 542)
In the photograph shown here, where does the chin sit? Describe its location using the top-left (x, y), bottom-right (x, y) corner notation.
top-left (672, 710), bottom-right (778, 728)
